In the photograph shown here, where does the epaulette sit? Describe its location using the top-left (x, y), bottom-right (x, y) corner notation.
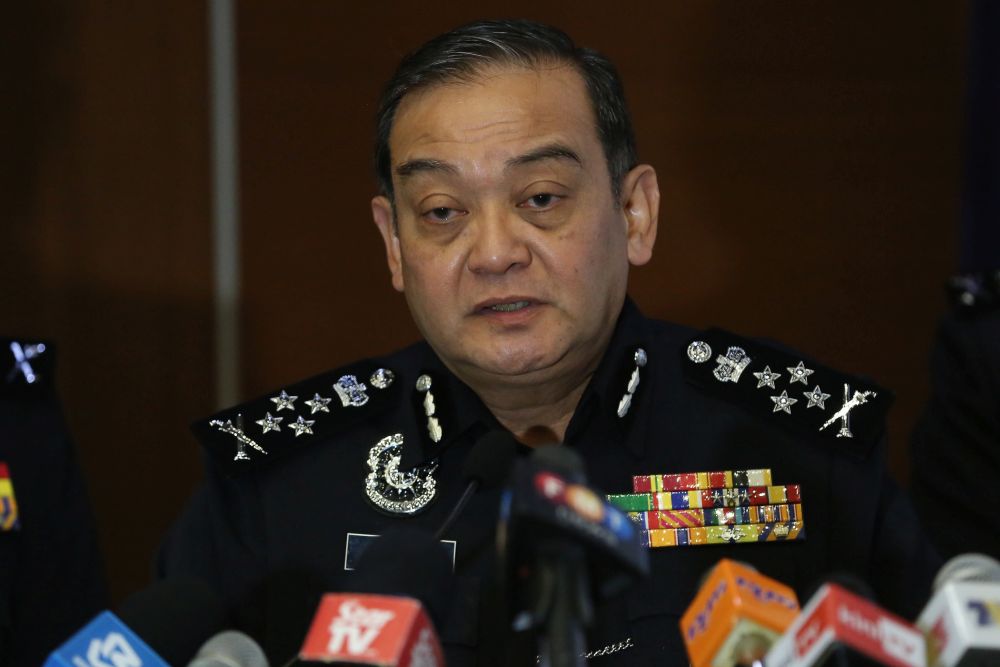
top-left (191, 360), bottom-right (401, 476)
top-left (0, 337), bottom-right (55, 399)
top-left (682, 329), bottom-right (892, 460)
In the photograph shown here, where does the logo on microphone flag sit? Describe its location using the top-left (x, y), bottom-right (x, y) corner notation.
top-left (44, 611), bottom-right (166, 667)
top-left (765, 584), bottom-right (925, 667)
top-left (300, 594), bottom-right (443, 666)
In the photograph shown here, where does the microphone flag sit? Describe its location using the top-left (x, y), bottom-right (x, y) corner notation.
top-left (765, 583), bottom-right (925, 667)
top-left (44, 611), bottom-right (168, 667)
top-left (680, 558), bottom-right (800, 667)
top-left (299, 594), bottom-right (443, 666)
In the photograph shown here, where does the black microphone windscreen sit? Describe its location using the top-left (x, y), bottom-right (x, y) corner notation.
top-left (350, 526), bottom-right (454, 629)
top-left (802, 571), bottom-right (877, 605)
top-left (531, 443), bottom-right (585, 482)
top-left (462, 430), bottom-right (518, 489)
top-left (116, 576), bottom-right (228, 667)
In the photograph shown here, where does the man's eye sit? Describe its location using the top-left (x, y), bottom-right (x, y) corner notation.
top-left (519, 193), bottom-right (560, 210)
top-left (423, 207), bottom-right (462, 223)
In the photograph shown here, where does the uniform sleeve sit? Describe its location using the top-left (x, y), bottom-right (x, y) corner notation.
top-left (910, 313), bottom-right (1000, 560)
top-left (156, 455), bottom-right (268, 637)
top-left (867, 467), bottom-right (942, 619)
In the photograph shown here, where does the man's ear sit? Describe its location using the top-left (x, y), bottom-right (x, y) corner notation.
top-left (620, 164), bottom-right (660, 267)
top-left (371, 195), bottom-right (405, 292)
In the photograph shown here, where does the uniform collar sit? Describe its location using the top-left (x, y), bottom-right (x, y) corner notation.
top-left (400, 298), bottom-right (654, 467)
top-left (399, 347), bottom-right (501, 469)
top-left (564, 297), bottom-right (653, 459)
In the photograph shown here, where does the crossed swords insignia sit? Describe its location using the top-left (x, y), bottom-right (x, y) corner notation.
top-left (6, 341), bottom-right (46, 385)
top-left (209, 414), bottom-right (268, 461)
top-left (819, 384), bottom-right (876, 439)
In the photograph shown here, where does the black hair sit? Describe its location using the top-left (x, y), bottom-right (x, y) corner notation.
top-left (374, 19), bottom-right (637, 203)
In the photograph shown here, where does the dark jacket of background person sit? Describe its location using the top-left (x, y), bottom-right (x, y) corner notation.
top-left (0, 339), bottom-right (108, 666)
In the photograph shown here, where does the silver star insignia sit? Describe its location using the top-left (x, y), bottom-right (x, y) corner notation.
top-left (753, 365), bottom-right (781, 389)
top-left (270, 390), bottom-right (298, 411)
top-left (255, 412), bottom-right (283, 433)
top-left (770, 390), bottom-right (798, 414)
top-left (288, 415), bottom-right (315, 437)
top-left (804, 385), bottom-right (830, 409)
top-left (304, 393), bottom-right (332, 414)
top-left (787, 361), bottom-right (815, 385)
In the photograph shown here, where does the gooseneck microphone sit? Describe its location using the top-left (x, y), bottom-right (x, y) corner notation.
top-left (434, 430), bottom-right (518, 540)
top-left (529, 446), bottom-right (591, 667)
top-left (498, 444), bottom-right (649, 667)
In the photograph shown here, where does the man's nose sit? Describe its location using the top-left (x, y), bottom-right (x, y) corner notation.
top-left (466, 207), bottom-right (531, 275)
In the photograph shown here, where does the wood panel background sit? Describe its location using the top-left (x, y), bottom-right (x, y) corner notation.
top-left (2, 2), bottom-right (965, 604)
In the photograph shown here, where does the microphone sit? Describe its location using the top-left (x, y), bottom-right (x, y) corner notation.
top-left (188, 631), bottom-right (268, 667)
top-left (679, 559), bottom-right (800, 667)
top-left (498, 445), bottom-right (649, 667)
top-left (434, 430), bottom-right (518, 540)
top-left (916, 552), bottom-right (1000, 667)
top-left (764, 579), bottom-right (926, 667)
top-left (45, 577), bottom-right (227, 667)
top-left (297, 594), bottom-right (443, 666)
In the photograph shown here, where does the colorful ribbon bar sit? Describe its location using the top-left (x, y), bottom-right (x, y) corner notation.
top-left (629, 503), bottom-right (803, 529)
top-left (632, 468), bottom-right (773, 493)
top-left (609, 484), bottom-right (801, 512)
top-left (638, 521), bottom-right (805, 548)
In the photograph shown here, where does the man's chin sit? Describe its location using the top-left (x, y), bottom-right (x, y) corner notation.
top-left (459, 349), bottom-right (562, 382)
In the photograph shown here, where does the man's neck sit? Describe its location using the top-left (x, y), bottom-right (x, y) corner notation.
top-left (461, 368), bottom-right (595, 446)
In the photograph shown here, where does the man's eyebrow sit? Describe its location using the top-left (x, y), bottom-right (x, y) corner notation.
top-left (394, 144), bottom-right (581, 179)
top-left (395, 159), bottom-right (458, 179)
top-left (505, 144), bottom-right (582, 170)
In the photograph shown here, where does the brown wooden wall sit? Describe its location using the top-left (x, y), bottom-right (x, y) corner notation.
top-left (2, 2), bottom-right (965, 604)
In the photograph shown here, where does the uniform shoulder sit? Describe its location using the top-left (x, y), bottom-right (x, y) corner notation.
top-left (676, 326), bottom-right (892, 460)
top-left (192, 343), bottom-right (428, 476)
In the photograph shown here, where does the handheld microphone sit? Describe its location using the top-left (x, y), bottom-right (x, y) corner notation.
top-left (680, 559), bottom-right (800, 667)
top-left (916, 552), bottom-right (1000, 667)
top-left (498, 445), bottom-right (649, 667)
top-left (188, 630), bottom-right (269, 667)
top-left (298, 594), bottom-right (443, 666)
top-left (764, 581), bottom-right (926, 667)
top-left (45, 577), bottom-right (227, 667)
top-left (434, 430), bottom-right (518, 540)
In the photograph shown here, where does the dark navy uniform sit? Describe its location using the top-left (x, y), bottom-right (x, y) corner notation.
top-left (159, 301), bottom-right (939, 666)
top-left (911, 271), bottom-right (1000, 560)
top-left (0, 339), bottom-right (107, 666)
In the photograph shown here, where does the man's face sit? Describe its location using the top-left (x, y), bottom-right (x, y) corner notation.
top-left (372, 64), bottom-right (657, 391)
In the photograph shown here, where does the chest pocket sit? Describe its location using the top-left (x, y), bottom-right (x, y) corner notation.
top-left (622, 542), bottom-right (812, 666)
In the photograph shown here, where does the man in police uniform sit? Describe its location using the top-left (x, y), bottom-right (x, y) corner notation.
top-left (160, 20), bottom-right (940, 665)
top-left (1, 338), bottom-right (107, 666)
